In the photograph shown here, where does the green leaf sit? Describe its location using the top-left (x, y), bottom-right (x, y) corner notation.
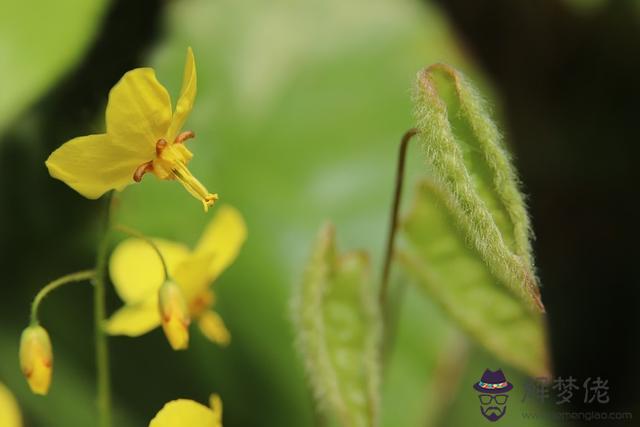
top-left (401, 64), bottom-right (549, 376)
top-left (398, 180), bottom-right (549, 377)
top-left (382, 287), bottom-right (468, 427)
top-left (413, 64), bottom-right (543, 311)
top-left (292, 224), bottom-right (381, 427)
top-left (0, 0), bottom-right (107, 134)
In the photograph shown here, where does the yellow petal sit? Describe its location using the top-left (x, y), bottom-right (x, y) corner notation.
top-left (209, 394), bottom-right (222, 426)
top-left (194, 205), bottom-right (247, 281)
top-left (167, 47), bottom-right (197, 141)
top-left (159, 281), bottom-right (191, 350)
top-left (109, 238), bottom-right (190, 305)
top-left (0, 383), bottom-right (22, 427)
top-left (161, 314), bottom-right (189, 350)
top-left (106, 67), bottom-right (172, 150)
top-left (149, 399), bottom-right (219, 427)
top-left (174, 252), bottom-right (216, 303)
top-left (19, 325), bottom-right (53, 396)
top-left (45, 134), bottom-right (147, 199)
top-left (198, 310), bottom-right (230, 346)
top-left (189, 289), bottom-right (214, 317)
top-left (105, 299), bottom-right (160, 336)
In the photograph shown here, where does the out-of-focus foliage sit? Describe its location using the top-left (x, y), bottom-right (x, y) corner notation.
top-left (562, 0), bottom-right (608, 14)
top-left (292, 224), bottom-right (381, 427)
top-left (0, 0), bottom-right (107, 134)
top-left (0, 0), bottom-right (556, 426)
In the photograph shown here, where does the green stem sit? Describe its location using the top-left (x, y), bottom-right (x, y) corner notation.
top-left (379, 128), bottom-right (418, 306)
top-left (113, 224), bottom-right (169, 279)
top-left (30, 270), bottom-right (95, 325)
top-left (95, 192), bottom-right (113, 427)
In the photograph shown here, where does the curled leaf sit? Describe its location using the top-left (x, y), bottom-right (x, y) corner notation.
top-left (292, 224), bottom-right (381, 427)
top-left (398, 64), bottom-right (549, 376)
top-left (413, 63), bottom-right (542, 311)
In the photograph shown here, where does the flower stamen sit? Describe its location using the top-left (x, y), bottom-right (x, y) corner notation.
top-left (156, 139), bottom-right (168, 156)
top-left (148, 135), bottom-right (218, 211)
top-left (174, 130), bottom-right (195, 144)
top-left (133, 161), bottom-right (154, 182)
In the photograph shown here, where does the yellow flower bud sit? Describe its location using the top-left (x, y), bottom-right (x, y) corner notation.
top-left (158, 281), bottom-right (191, 350)
top-left (19, 325), bottom-right (53, 395)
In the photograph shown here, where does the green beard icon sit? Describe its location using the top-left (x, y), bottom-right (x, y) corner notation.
top-left (479, 394), bottom-right (509, 421)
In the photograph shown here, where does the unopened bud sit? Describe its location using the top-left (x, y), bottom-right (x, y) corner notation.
top-left (19, 325), bottom-right (53, 395)
top-left (158, 281), bottom-right (190, 350)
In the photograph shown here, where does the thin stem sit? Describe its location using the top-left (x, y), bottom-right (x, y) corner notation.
top-left (379, 128), bottom-right (418, 306)
top-left (94, 192), bottom-right (113, 427)
top-left (30, 270), bottom-right (95, 325)
top-left (113, 224), bottom-right (169, 279)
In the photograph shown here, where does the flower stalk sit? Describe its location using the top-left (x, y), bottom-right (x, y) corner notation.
top-left (379, 128), bottom-right (418, 307)
top-left (113, 224), bottom-right (170, 279)
top-left (94, 192), bottom-right (113, 427)
top-left (30, 270), bottom-right (95, 325)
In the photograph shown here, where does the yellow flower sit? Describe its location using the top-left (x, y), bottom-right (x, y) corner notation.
top-left (0, 382), bottom-right (22, 427)
top-left (106, 205), bottom-right (246, 348)
top-left (45, 47), bottom-right (218, 211)
top-left (19, 325), bottom-right (53, 395)
top-left (149, 394), bottom-right (222, 427)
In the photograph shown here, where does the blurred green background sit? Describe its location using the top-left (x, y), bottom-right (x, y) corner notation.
top-left (0, 0), bottom-right (636, 426)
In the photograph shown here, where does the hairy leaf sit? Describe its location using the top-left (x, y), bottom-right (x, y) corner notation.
top-left (399, 181), bottom-right (548, 376)
top-left (399, 64), bottom-right (549, 376)
top-left (292, 224), bottom-right (381, 427)
top-left (413, 64), bottom-right (542, 311)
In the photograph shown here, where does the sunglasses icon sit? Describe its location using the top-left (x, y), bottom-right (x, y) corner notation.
top-left (478, 394), bottom-right (509, 405)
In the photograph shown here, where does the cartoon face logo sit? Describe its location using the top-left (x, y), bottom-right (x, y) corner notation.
top-left (473, 369), bottom-right (513, 422)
